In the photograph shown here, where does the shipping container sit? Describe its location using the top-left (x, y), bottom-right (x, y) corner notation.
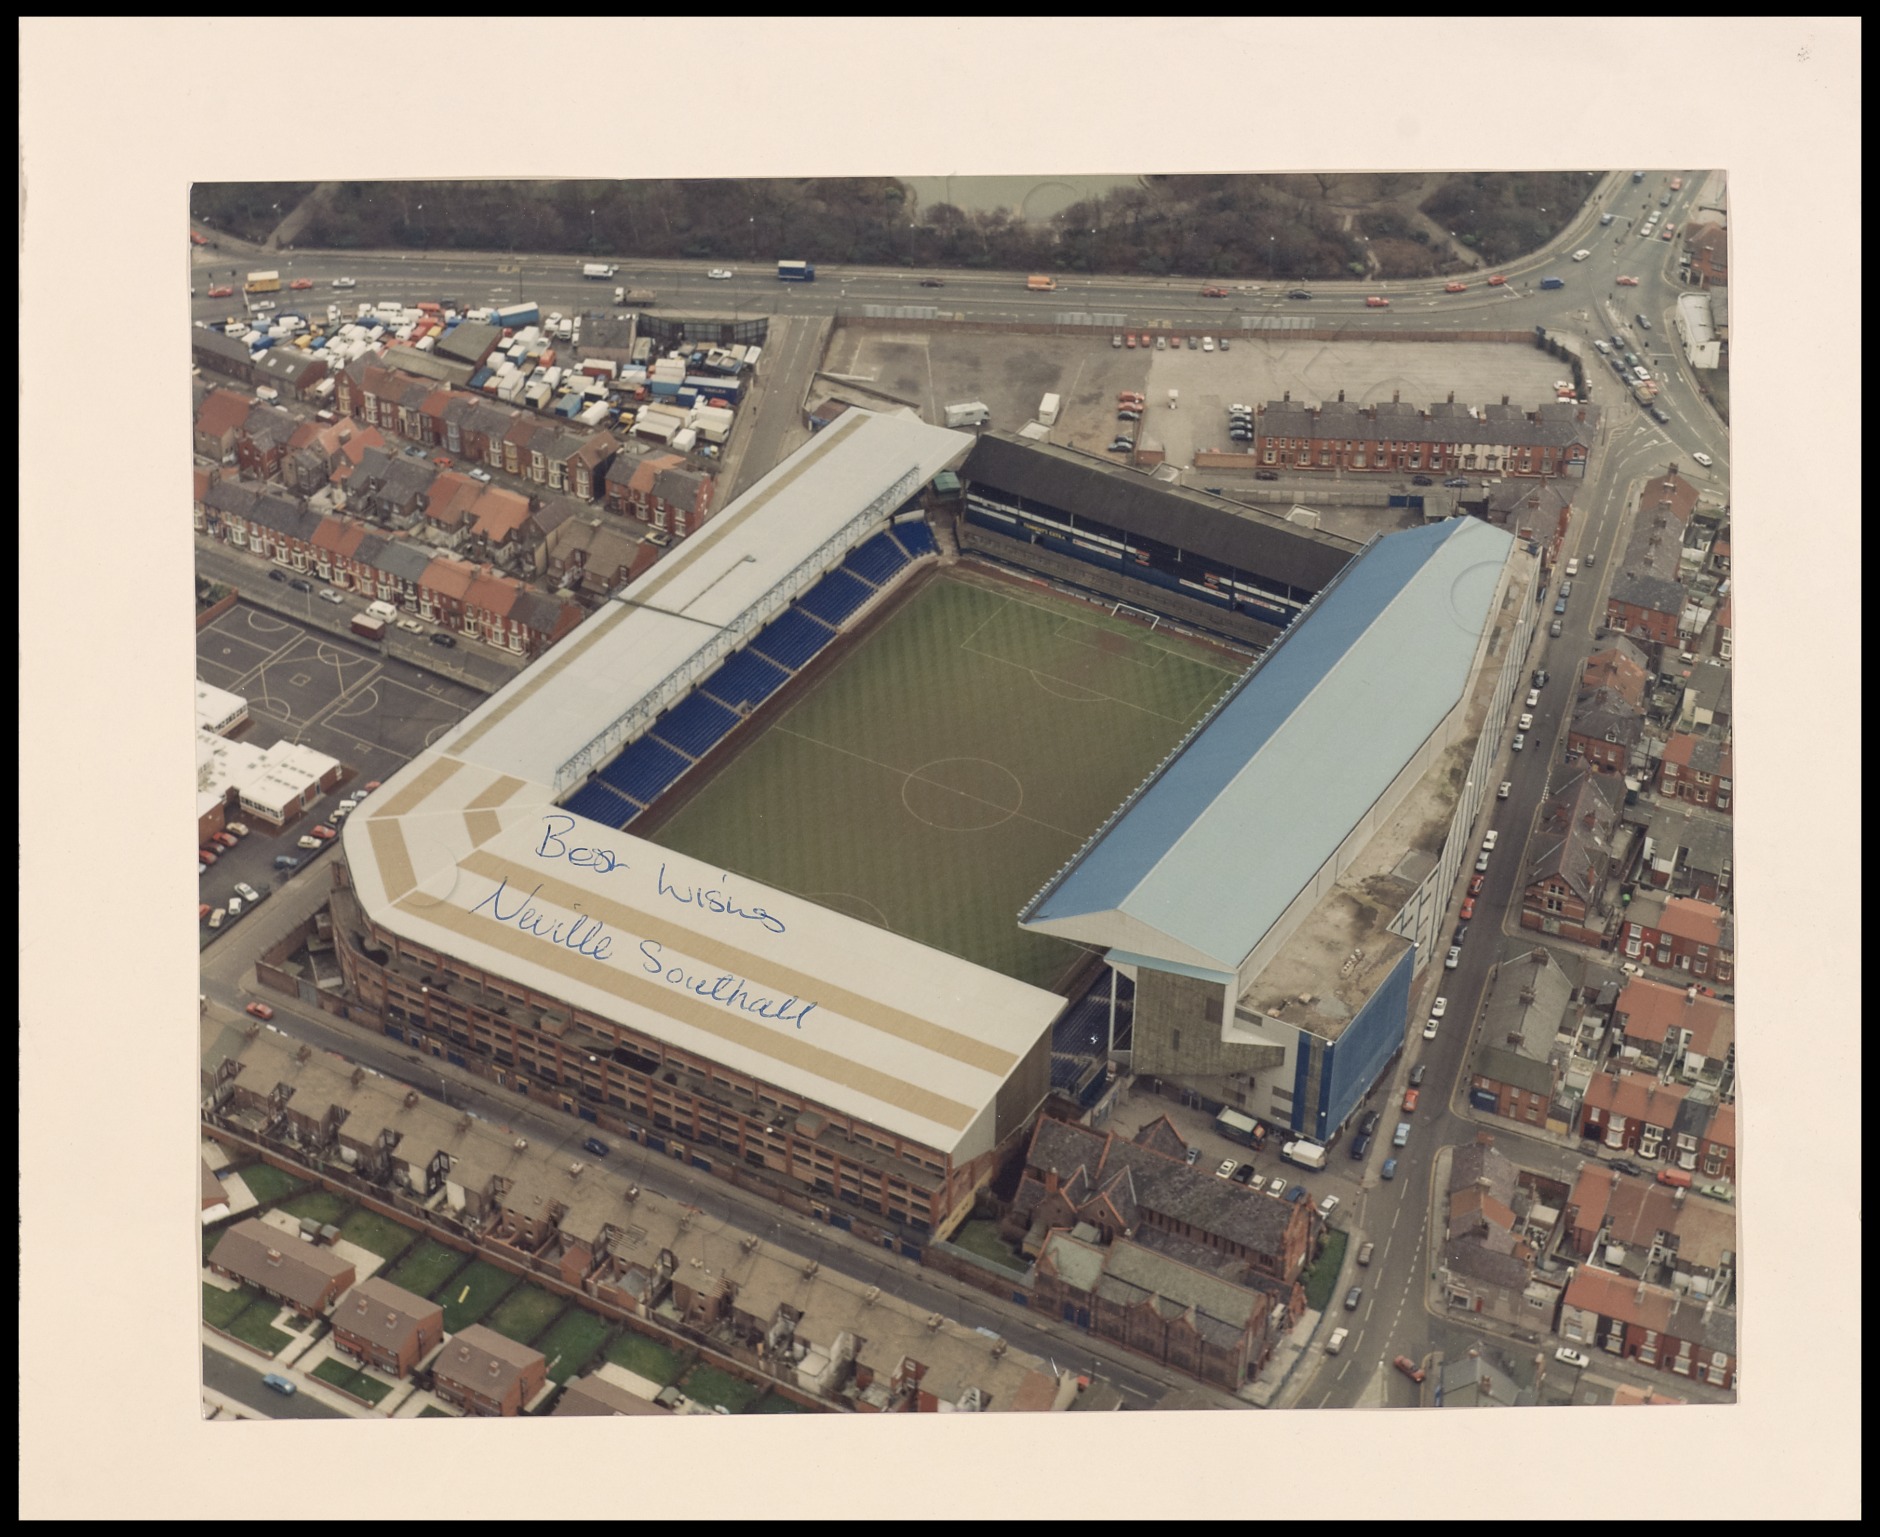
top-left (350, 614), bottom-right (387, 641)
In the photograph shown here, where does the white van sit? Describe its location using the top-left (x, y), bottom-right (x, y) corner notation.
top-left (366, 600), bottom-right (399, 621)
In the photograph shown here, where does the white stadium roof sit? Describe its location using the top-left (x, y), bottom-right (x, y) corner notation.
top-left (342, 409), bottom-right (1063, 1159)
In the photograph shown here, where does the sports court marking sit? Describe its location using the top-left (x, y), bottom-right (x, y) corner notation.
top-left (799, 891), bottom-right (897, 931)
top-left (1047, 615), bottom-right (1171, 672)
top-left (771, 727), bottom-right (1085, 841)
top-left (900, 758), bottom-right (1025, 832)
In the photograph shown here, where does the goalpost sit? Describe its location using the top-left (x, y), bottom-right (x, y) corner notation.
top-left (1110, 600), bottom-right (1161, 631)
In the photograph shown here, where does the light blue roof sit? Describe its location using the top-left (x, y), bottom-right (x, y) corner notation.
top-left (1021, 517), bottom-right (1516, 971)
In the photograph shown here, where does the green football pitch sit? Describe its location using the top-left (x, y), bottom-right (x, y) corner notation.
top-left (649, 568), bottom-right (1244, 991)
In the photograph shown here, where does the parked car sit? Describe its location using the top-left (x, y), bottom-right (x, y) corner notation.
top-left (1443, 476), bottom-right (1469, 488)
top-left (1215, 1158), bottom-right (1237, 1180)
top-left (1636, 315), bottom-right (1653, 331)
top-left (1360, 1110), bottom-right (1382, 1137)
top-left (1318, 1194), bottom-right (1341, 1218)
top-left (1460, 897), bottom-right (1475, 920)
top-left (1444, 946), bottom-right (1461, 970)
top-left (1469, 874), bottom-right (1486, 896)
top-left (1285, 1184), bottom-right (1309, 1205)
top-left (1554, 1347), bottom-right (1591, 1370)
top-left (1498, 781), bottom-right (1512, 800)
top-left (244, 1002), bottom-right (275, 1021)
top-left (398, 618), bottom-right (425, 633)
top-left (1343, 1285), bottom-right (1363, 1310)
top-left (1409, 1064), bottom-right (1427, 1088)
top-left (1357, 1242), bottom-right (1375, 1268)
top-left (1326, 1326), bottom-right (1350, 1355)
top-left (1393, 1122), bottom-right (1411, 1147)
top-left (1382, 1157), bottom-right (1399, 1180)
top-left (198, 847), bottom-right (218, 866)
top-left (1422, 1018), bottom-right (1438, 1039)
top-left (1402, 1088), bottom-right (1420, 1114)
top-left (1554, 596), bottom-right (1569, 615)
top-left (1512, 733), bottom-right (1527, 751)
top-left (318, 588), bottom-right (343, 604)
top-left (1475, 850), bottom-right (1491, 872)
top-left (1218, 336), bottom-right (1230, 351)
top-left (234, 882), bottom-right (260, 904)
top-left (1254, 469), bottom-right (1279, 481)
top-left (297, 835), bottom-right (322, 850)
top-left (1112, 333), bottom-right (1124, 347)
top-left (1231, 1162), bottom-right (1256, 1185)
top-left (582, 1136), bottom-right (611, 1158)
top-left (1246, 1174), bottom-right (1267, 1193)
top-left (211, 831), bottom-right (238, 850)
top-left (1518, 713), bottom-right (1534, 731)
top-left (273, 855), bottom-right (301, 871)
top-left (1201, 336), bottom-right (1214, 351)
top-left (1350, 1131), bottom-right (1374, 1159)
top-left (267, 569), bottom-right (287, 584)
top-left (261, 1373), bottom-right (297, 1395)
top-left (1607, 1159), bottom-right (1647, 1178)
top-left (1184, 1146), bottom-right (1200, 1166)
top-left (1393, 1355), bottom-right (1426, 1384)
top-left (207, 908), bottom-right (225, 929)
top-left (288, 577), bottom-right (312, 593)
top-left (226, 822), bottom-right (250, 838)
top-left (430, 632), bottom-right (457, 648)
top-left (1185, 335), bottom-right (1198, 350)
top-left (1411, 475), bottom-right (1433, 486)
top-left (1123, 334), bottom-right (1137, 348)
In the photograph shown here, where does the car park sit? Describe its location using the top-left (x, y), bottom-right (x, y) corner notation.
top-left (1692, 452), bottom-right (1713, 467)
top-left (1411, 475), bottom-right (1433, 486)
top-left (1422, 1018), bottom-right (1438, 1039)
top-left (1318, 1194), bottom-right (1341, 1218)
top-left (1444, 946), bottom-right (1461, 970)
top-left (1381, 1157), bottom-right (1399, 1180)
top-left (1443, 476), bottom-right (1469, 488)
top-left (244, 1002), bottom-right (275, 1021)
top-left (1393, 1355), bottom-right (1426, 1384)
top-left (1231, 1162), bottom-right (1255, 1185)
top-left (1326, 1326), bottom-right (1350, 1355)
top-left (1343, 1285), bottom-right (1363, 1311)
top-left (1393, 1122), bottom-right (1411, 1147)
top-left (1444, 281), bottom-right (1467, 293)
top-left (1215, 1158), bottom-right (1237, 1180)
top-left (1554, 1347), bottom-right (1591, 1370)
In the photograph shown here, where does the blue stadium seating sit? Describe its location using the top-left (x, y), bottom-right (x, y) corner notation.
top-left (893, 521), bottom-right (937, 559)
top-left (704, 650), bottom-right (789, 712)
top-left (651, 693), bottom-right (738, 760)
top-left (796, 569), bottom-right (873, 629)
top-left (597, 737), bottom-right (690, 806)
top-left (751, 608), bottom-right (833, 672)
top-left (562, 781), bottom-right (640, 830)
top-left (841, 531), bottom-right (910, 589)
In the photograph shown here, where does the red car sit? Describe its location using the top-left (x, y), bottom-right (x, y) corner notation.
top-left (198, 848), bottom-right (218, 866)
top-left (289, 278), bottom-right (313, 290)
top-left (1402, 1088), bottom-right (1420, 1114)
top-left (312, 824), bottom-right (338, 841)
top-left (207, 285), bottom-right (234, 299)
top-left (1460, 897), bottom-right (1476, 920)
top-left (212, 831), bottom-right (239, 850)
top-left (362, 780), bottom-right (382, 793)
top-left (1394, 1355), bottom-right (1427, 1384)
top-left (1365, 296), bottom-right (1390, 308)
top-left (1200, 286), bottom-right (1229, 298)
top-left (1616, 275), bottom-right (1640, 287)
top-left (199, 903), bottom-right (212, 921)
top-left (1486, 274), bottom-right (1507, 287)
top-left (244, 1002), bottom-right (275, 1022)
top-left (190, 231), bottom-right (209, 246)
top-left (1124, 334), bottom-right (1137, 348)
top-left (1469, 874), bottom-right (1486, 896)
top-left (1138, 334), bottom-right (1153, 348)
top-left (1444, 281), bottom-right (1467, 293)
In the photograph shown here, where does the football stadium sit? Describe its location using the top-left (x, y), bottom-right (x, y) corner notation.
top-left (334, 407), bottom-right (1405, 1239)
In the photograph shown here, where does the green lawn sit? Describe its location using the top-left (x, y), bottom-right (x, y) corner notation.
top-left (679, 1363), bottom-right (761, 1413)
top-left (224, 1299), bottom-right (294, 1355)
top-left (339, 1207), bottom-right (418, 1263)
top-left (949, 1219), bottom-right (1031, 1274)
top-left (1301, 1227), bottom-right (1350, 1313)
top-left (485, 1284), bottom-right (565, 1347)
top-left (436, 1259), bottom-right (517, 1333)
top-left (605, 1329), bottom-right (685, 1387)
top-left (419, 1405), bottom-right (453, 1418)
top-left (235, 1163), bottom-right (307, 1204)
top-left (387, 1239), bottom-right (465, 1299)
top-left (312, 1357), bottom-right (392, 1406)
top-left (650, 570), bottom-right (1241, 989)
top-left (751, 1391), bottom-right (813, 1413)
top-left (278, 1190), bottom-right (349, 1226)
top-left (202, 1283), bottom-right (252, 1330)
top-left (536, 1309), bottom-right (612, 1385)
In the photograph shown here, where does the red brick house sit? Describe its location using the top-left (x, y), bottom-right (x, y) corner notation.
top-left (1581, 641), bottom-right (1651, 711)
top-left (331, 1276), bottom-right (446, 1380)
top-left (421, 473), bottom-right (482, 550)
top-left (429, 1324), bottom-right (548, 1416)
top-left (310, 517), bottom-right (370, 589)
top-left (1566, 684), bottom-right (1647, 775)
top-left (1685, 222), bottom-right (1728, 288)
top-left (1610, 976), bottom-right (1735, 1097)
top-left (1656, 734), bottom-right (1734, 816)
top-left (207, 1218), bottom-right (356, 1319)
top-left (621, 451), bottom-right (684, 523)
top-left (1578, 1069), bottom-right (1691, 1163)
top-left (1520, 766), bottom-right (1622, 944)
top-left (195, 388), bottom-right (252, 463)
top-left (650, 464), bottom-right (716, 538)
top-left (464, 567), bottom-right (521, 652)
top-left (1620, 894), bottom-right (1733, 985)
top-left (1557, 1266), bottom-right (1736, 1392)
top-left (1250, 392), bottom-right (1599, 480)
top-left (418, 556), bottom-right (477, 631)
top-left (1604, 570), bottom-right (1688, 649)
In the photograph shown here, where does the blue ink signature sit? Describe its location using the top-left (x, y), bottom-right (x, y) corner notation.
top-left (637, 940), bottom-right (818, 1030)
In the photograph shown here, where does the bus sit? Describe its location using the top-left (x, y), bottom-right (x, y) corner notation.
top-left (777, 260), bottom-right (816, 282)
